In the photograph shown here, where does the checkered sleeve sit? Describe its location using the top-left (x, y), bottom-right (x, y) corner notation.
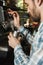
top-left (27, 48), bottom-right (43, 65)
top-left (28, 31), bottom-right (43, 65)
top-left (28, 30), bottom-right (43, 65)
top-left (38, 32), bottom-right (43, 49)
top-left (14, 44), bottom-right (43, 65)
top-left (14, 44), bottom-right (30, 65)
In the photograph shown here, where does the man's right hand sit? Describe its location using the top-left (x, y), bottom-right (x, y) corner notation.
top-left (8, 9), bottom-right (21, 29)
top-left (8, 32), bottom-right (20, 48)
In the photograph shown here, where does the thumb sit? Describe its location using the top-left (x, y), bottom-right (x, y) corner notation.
top-left (9, 32), bottom-right (13, 37)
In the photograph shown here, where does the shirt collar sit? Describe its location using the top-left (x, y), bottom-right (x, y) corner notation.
top-left (38, 22), bottom-right (43, 31)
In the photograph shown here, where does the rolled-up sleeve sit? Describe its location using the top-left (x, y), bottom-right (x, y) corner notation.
top-left (14, 44), bottom-right (43, 65)
top-left (14, 44), bottom-right (30, 65)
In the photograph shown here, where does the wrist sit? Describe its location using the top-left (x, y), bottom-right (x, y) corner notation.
top-left (14, 44), bottom-right (22, 53)
top-left (14, 42), bottom-right (20, 48)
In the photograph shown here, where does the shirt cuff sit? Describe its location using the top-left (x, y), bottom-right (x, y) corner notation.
top-left (14, 44), bottom-right (22, 53)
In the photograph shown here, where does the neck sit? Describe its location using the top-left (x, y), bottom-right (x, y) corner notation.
top-left (40, 6), bottom-right (43, 22)
top-left (41, 12), bottom-right (43, 22)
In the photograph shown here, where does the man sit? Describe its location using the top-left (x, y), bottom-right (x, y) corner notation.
top-left (8, 0), bottom-right (43, 65)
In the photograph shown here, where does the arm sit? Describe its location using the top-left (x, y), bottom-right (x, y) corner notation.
top-left (14, 44), bottom-right (30, 65)
top-left (8, 32), bottom-right (30, 65)
top-left (14, 31), bottom-right (43, 65)
top-left (14, 44), bottom-right (43, 65)
top-left (14, 43), bottom-right (43, 65)
top-left (8, 30), bottom-right (43, 65)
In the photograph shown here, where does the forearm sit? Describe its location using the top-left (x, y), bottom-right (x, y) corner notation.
top-left (14, 44), bottom-right (30, 65)
top-left (14, 44), bottom-right (43, 65)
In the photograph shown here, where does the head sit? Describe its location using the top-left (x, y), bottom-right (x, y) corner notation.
top-left (25, 0), bottom-right (43, 22)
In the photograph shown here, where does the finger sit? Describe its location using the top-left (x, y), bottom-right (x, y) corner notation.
top-left (8, 11), bottom-right (15, 17)
top-left (8, 35), bottom-right (11, 40)
top-left (8, 40), bottom-right (11, 46)
top-left (9, 32), bottom-right (13, 37)
top-left (8, 10), bottom-right (19, 17)
top-left (8, 32), bottom-right (12, 39)
top-left (8, 10), bottom-right (19, 21)
top-left (13, 11), bottom-right (19, 19)
top-left (8, 10), bottom-right (18, 16)
top-left (13, 14), bottom-right (17, 20)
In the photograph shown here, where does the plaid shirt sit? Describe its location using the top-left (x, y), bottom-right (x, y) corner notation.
top-left (14, 22), bottom-right (43, 65)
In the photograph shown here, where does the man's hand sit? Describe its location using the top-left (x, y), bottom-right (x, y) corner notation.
top-left (8, 32), bottom-right (20, 48)
top-left (8, 9), bottom-right (20, 29)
